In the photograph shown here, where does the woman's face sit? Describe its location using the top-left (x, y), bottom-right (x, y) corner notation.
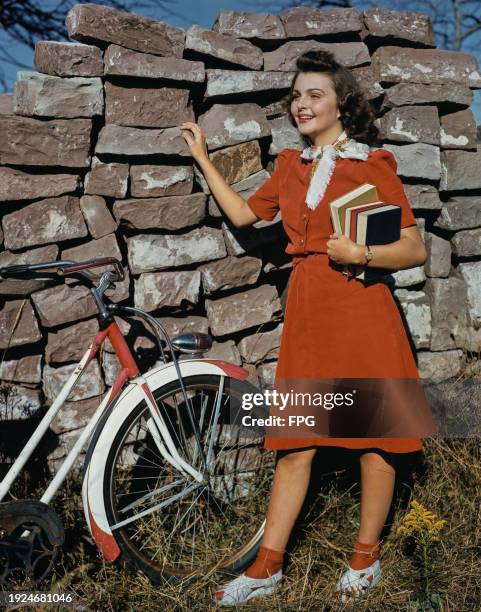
top-left (290, 72), bottom-right (341, 141)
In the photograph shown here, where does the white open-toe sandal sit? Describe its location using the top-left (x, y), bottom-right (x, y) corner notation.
top-left (213, 570), bottom-right (283, 607)
top-left (335, 559), bottom-right (381, 603)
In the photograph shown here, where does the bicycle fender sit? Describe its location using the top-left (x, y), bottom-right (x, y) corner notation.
top-left (82, 358), bottom-right (249, 562)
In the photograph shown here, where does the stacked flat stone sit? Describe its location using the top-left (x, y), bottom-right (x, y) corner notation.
top-left (1, 4), bottom-right (480, 464)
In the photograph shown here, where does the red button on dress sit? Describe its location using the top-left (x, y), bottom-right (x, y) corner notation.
top-left (246, 147), bottom-right (438, 453)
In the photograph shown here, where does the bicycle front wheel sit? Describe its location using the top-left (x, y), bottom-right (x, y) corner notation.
top-left (102, 374), bottom-right (275, 584)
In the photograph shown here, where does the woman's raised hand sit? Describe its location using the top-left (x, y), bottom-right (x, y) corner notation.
top-left (180, 121), bottom-right (209, 163)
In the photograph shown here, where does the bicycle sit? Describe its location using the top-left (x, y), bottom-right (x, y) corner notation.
top-left (0, 257), bottom-right (275, 586)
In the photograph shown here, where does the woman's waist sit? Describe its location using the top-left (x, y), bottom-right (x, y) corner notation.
top-left (286, 238), bottom-right (329, 258)
top-left (289, 252), bottom-right (391, 290)
top-left (290, 254), bottom-right (360, 284)
top-left (291, 251), bottom-right (339, 270)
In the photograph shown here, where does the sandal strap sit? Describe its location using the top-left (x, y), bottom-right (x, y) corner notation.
top-left (214, 570), bottom-right (283, 606)
top-left (335, 559), bottom-right (382, 593)
top-left (352, 548), bottom-right (380, 558)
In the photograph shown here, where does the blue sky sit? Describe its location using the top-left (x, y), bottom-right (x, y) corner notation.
top-left (1, 0), bottom-right (480, 122)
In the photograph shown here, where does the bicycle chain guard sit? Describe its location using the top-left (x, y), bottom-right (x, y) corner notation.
top-left (0, 500), bottom-right (64, 586)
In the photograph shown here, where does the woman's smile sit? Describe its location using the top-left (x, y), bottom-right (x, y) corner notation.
top-left (297, 115), bottom-right (315, 124)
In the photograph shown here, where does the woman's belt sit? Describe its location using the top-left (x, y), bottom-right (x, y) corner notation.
top-left (292, 252), bottom-right (328, 267)
top-left (291, 252), bottom-right (347, 274)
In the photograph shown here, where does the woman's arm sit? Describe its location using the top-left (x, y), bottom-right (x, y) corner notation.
top-left (353, 226), bottom-right (426, 269)
top-left (327, 226), bottom-right (427, 270)
top-left (180, 121), bottom-right (259, 228)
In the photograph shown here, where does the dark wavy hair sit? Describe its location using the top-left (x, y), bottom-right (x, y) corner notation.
top-left (283, 50), bottom-right (379, 146)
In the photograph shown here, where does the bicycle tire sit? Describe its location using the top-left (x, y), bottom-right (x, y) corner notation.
top-left (101, 374), bottom-right (275, 585)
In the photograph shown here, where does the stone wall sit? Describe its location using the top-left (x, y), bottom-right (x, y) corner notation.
top-left (1, 4), bottom-right (481, 464)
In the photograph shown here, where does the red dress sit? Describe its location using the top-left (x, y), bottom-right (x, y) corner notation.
top-left (246, 147), bottom-right (438, 453)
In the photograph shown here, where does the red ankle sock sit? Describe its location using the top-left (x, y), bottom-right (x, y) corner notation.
top-left (348, 539), bottom-right (381, 571)
top-left (244, 545), bottom-right (285, 579)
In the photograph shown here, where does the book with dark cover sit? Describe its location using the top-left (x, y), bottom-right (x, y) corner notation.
top-left (354, 205), bottom-right (402, 282)
top-left (346, 202), bottom-right (387, 243)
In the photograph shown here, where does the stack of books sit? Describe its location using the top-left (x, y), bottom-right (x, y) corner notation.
top-left (329, 183), bottom-right (401, 282)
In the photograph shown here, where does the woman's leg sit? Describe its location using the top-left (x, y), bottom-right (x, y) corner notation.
top-left (358, 451), bottom-right (396, 544)
top-left (261, 447), bottom-right (318, 550)
top-left (342, 451), bottom-right (396, 597)
top-left (214, 446), bottom-right (317, 602)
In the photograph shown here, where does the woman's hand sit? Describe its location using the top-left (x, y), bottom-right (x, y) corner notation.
top-left (180, 121), bottom-right (209, 163)
top-left (326, 233), bottom-right (365, 265)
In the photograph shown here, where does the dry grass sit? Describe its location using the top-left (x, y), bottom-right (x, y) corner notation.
top-left (1, 437), bottom-right (480, 611)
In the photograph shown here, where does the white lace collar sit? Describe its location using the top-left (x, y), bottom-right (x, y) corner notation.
top-left (300, 130), bottom-right (370, 210)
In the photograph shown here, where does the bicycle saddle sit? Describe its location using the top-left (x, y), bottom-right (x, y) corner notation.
top-left (171, 332), bottom-right (212, 355)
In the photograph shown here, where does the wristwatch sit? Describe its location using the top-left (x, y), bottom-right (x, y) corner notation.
top-left (364, 245), bottom-right (373, 264)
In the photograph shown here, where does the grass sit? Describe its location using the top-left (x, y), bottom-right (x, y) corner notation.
top-left (1, 437), bottom-right (480, 611)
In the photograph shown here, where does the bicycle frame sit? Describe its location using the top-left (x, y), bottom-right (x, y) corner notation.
top-left (0, 318), bottom-right (206, 506)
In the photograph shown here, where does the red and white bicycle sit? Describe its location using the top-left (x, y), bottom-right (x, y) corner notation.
top-left (0, 258), bottom-right (275, 586)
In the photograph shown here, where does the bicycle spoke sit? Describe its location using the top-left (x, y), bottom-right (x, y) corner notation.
top-left (165, 485), bottom-right (206, 566)
top-left (205, 377), bottom-right (224, 468)
top-left (118, 477), bottom-right (186, 514)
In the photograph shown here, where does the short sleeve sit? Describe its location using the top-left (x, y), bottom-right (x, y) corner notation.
top-left (365, 149), bottom-right (417, 229)
top-left (246, 149), bottom-right (290, 222)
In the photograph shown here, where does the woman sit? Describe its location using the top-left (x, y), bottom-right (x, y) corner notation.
top-left (180, 50), bottom-right (437, 606)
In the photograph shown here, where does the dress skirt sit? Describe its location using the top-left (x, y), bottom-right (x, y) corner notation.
top-left (263, 253), bottom-right (438, 453)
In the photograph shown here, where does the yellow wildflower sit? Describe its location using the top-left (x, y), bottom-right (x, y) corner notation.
top-left (396, 500), bottom-right (446, 540)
